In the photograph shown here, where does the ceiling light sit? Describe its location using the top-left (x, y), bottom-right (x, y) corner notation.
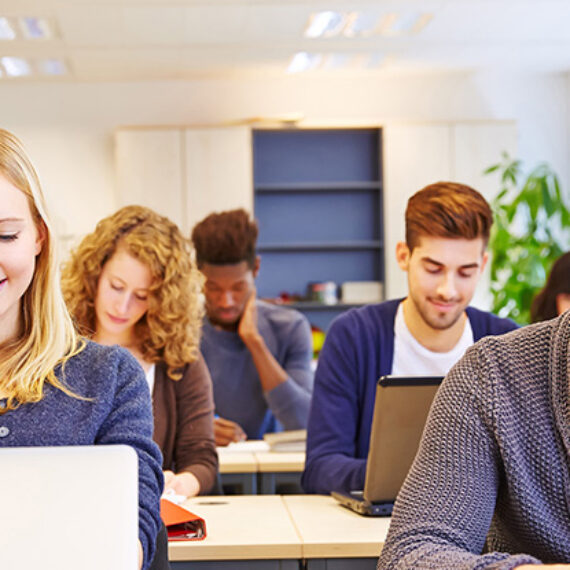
top-left (378, 12), bottom-right (433, 36)
top-left (2, 56), bottom-right (31, 77)
top-left (37, 58), bottom-right (67, 76)
top-left (0, 17), bottom-right (16, 40)
top-left (19, 17), bottom-right (52, 40)
top-left (343, 12), bottom-right (377, 38)
top-left (287, 52), bottom-right (322, 73)
top-left (304, 11), bottom-right (346, 38)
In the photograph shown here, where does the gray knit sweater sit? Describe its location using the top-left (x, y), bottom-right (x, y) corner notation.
top-left (378, 311), bottom-right (570, 569)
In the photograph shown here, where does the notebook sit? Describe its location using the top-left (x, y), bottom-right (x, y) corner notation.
top-left (332, 375), bottom-right (443, 516)
top-left (0, 445), bottom-right (139, 569)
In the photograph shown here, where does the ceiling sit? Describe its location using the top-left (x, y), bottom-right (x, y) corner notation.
top-left (1, 0), bottom-right (570, 82)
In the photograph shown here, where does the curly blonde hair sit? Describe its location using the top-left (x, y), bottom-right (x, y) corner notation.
top-left (62, 205), bottom-right (203, 379)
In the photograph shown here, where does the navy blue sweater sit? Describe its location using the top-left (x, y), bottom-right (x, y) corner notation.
top-left (0, 341), bottom-right (163, 569)
top-left (302, 299), bottom-right (518, 494)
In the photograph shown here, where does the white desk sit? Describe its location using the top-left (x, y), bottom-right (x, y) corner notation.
top-left (217, 444), bottom-right (305, 494)
top-left (168, 495), bottom-right (301, 570)
top-left (255, 451), bottom-right (305, 494)
top-left (284, 495), bottom-right (389, 569)
top-left (216, 448), bottom-right (258, 494)
top-left (169, 495), bottom-right (389, 570)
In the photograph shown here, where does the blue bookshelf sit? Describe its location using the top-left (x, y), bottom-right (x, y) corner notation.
top-left (253, 128), bottom-right (384, 330)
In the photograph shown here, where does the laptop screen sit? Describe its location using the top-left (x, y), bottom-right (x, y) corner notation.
top-left (0, 445), bottom-right (139, 569)
top-left (363, 375), bottom-right (443, 503)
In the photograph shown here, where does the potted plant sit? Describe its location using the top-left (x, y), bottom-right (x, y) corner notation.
top-left (485, 153), bottom-right (570, 325)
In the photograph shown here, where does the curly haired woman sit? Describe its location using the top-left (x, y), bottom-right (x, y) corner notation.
top-left (62, 205), bottom-right (218, 498)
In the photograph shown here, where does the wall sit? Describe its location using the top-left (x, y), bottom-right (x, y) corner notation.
top-left (1, 70), bottom-right (568, 290)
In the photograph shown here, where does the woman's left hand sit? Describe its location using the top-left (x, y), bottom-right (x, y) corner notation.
top-left (163, 470), bottom-right (201, 497)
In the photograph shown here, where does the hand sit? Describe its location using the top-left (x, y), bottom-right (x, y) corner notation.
top-left (514, 564), bottom-right (570, 570)
top-left (138, 539), bottom-right (143, 569)
top-left (214, 416), bottom-right (247, 446)
top-left (163, 470), bottom-right (201, 497)
top-left (238, 289), bottom-right (261, 346)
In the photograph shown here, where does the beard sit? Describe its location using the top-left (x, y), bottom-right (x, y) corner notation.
top-left (413, 297), bottom-right (466, 331)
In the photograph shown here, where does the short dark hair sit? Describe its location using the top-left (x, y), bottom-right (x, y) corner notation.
top-left (530, 251), bottom-right (570, 323)
top-left (405, 182), bottom-right (493, 251)
top-left (191, 208), bottom-right (258, 269)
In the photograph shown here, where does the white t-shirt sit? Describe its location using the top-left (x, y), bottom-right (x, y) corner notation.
top-left (145, 363), bottom-right (156, 395)
top-left (392, 302), bottom-right (474, 376)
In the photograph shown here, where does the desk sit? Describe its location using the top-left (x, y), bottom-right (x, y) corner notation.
top-left (216, 449), bottom-right (258, 494)
top-left (217, 444), bottom-right (305, 494)
top-left (284, 495), bottom-right (389, 569)
top-left (256, 452), bottom-right (305, 495)
top-left (169, 495), bottom-right (389, 570)
top-left (169, 495), bottom-right (301, 570)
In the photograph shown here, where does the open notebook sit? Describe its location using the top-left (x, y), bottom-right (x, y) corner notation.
top-left (0, 445), bottom-right (139, 569)
top-left (332, 375), bottom-right (443, 516)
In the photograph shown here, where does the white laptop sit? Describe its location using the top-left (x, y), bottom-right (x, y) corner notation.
top-left (0, 445), bottom-right (139, 570)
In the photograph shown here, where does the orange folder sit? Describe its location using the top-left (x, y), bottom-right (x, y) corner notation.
top-left (160, 498), bottom-right (207, 541)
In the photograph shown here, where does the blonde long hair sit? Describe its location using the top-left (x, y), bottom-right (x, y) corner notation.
top-left (62, 205), bottom-right (203, 379)
top-left (0, 129), bottom-right (82, 412)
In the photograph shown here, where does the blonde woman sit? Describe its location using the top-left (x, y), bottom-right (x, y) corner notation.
top-left (0, 129), bottom-right (162, 569)
top-left (62, 205), bottom-right (218, 497)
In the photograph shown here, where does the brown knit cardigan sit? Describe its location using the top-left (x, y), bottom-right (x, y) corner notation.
top-left (152, 353), bottom-right (218, 494)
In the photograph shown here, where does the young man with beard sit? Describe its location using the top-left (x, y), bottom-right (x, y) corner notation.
top-left (302, 182), bottom-right (518, 494)
top-left (191, 209), bottom-right (313, 446)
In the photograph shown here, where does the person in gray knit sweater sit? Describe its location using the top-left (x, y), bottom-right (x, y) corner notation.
top-left (0, 129), bottom-right (162, 569)
top-left (379, 311), bottom-right (570, 569)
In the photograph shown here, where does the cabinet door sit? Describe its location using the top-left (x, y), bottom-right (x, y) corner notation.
top-left (453, 121), bottom-right (517, 310)
top-left (184, 127), bottom-right (253, 232)
top-left (383, 121), bottom-right (517, 308)
top-left (383, 124), bottom-right (453, 299)
top-left (115, 128), bottom-right (185, 229)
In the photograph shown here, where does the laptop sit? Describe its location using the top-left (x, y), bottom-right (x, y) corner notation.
top-left (332, 375), bottom-right (443, 516)
top-left (0, 445), bottom-right (139, 569)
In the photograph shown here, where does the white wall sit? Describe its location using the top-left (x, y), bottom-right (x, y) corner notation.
top-left (1, 70), bottom-right (568, 271)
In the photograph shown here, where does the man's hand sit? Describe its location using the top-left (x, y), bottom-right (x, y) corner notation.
top-left (163, 470), bottom-right (201, 497)
top-left (238, 290), bottom-right (261, 347)
top-left (214, 416), bottom-right (247, 446)
top-left (515, 564), bottom-right (570, 570)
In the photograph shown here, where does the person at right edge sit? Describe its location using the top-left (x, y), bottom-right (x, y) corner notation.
top-left (302, 182), bottom-right (518, 495)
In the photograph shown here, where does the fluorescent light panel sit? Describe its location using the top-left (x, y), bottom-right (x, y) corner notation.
top-left (38, 58), bottom-right (67, 76)
top-left (287, 52), bottom-right (322, 73)
top-left (0, 17), bottom-right (16, 40)
top-left (20, 17), bottom-right (52, 39)
top-left (304, 11), bottom-right (345, 38)
top-left (2, 56), bottom-right (31, 77)
top-left (377, 12), bottom-right (433, 36)
top-left (304, 10), bottom-right (433, 39)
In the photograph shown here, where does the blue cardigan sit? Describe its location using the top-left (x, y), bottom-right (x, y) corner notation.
top-left (0, 341), bottom-right (163, 569)
top-left (301, 299), bottom-right (518, 494)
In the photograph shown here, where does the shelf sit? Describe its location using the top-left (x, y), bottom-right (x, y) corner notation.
top-left (255, 181), bottom-right (382, 193)
top-left (257, 241), bottom-right (382, 252)
top-left (268, 301), bottom-right (367, 311)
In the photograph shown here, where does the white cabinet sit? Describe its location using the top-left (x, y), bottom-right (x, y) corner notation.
top-left (115, 126), bottom-right (252, 234)
top-left (115, 121), bottom-right (516, 312)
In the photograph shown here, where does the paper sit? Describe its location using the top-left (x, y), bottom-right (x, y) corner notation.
top-left (217, 440), bottom-right (270, 453)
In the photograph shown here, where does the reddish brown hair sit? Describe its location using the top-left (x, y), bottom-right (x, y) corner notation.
top-left (405, 182), bottom-right (493, 251)
top-left (191, 209), bottom-right (258, 269)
